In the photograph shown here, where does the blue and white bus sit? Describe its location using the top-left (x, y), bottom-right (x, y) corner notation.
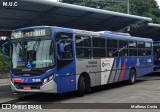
top-left (153, 41), bottom-right (160, 72)
top-left (2, 26), bottom-right (153, 96)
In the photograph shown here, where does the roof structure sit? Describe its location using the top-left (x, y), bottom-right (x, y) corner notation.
top-left (130, 23), bottom-right (160, 40)
top-left (0, 0), bottom-right (152, 31)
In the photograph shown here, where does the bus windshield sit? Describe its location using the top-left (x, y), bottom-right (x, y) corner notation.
top-left (12, 39), bottom-right (54, 68)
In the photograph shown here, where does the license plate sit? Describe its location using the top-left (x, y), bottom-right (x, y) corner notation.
top-left (23, 86), bottom-right (31, 90)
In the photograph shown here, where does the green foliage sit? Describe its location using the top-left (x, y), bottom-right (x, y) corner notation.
top-left (0, 41), bottom-right (10, 70)
top-left (61, 0), bottom-right (160, 24)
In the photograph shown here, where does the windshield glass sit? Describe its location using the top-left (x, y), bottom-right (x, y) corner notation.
top-left (12, 39), bottom-right (54, 68)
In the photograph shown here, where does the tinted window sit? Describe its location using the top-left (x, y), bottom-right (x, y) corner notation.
top-left (146, 50), bottom-right (151, 56)
top-left (76, 36), bottom-right (91, 47)
top-left (58, 40), bottom-right (73, 59)
top-left (107, 48), bottom-right (118, 57)
top-left (93, 48), bottom-right (106, 57)
top-left (119, 49), bottom-right (128, 57)
top-left (93, 38), bottom-right (105, 47)
top-left (76, 48), bottom-right (91, 58)
top-left (138, 50), bottom-right (145, 56)
top-left (145, 42), bottom-right (152, 48)
top-left (137, 42), bottom-right (145, 48)
top-left (107, 39), bottom-right (117, 48)
top-left (129, 49), bottom-right (137, 56)
top-left (129, 41), bottom-right (137, 48)
top-left (119, 40), bottom-right (128, 48)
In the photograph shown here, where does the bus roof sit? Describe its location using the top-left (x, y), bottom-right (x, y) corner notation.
top-left (14, 26), bottom-right (153, 42)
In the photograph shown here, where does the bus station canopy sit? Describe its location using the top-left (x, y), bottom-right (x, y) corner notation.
top-left (130, 23), bottom-right (160, 41)
top-left (0, 0), bottom-right (152, 31)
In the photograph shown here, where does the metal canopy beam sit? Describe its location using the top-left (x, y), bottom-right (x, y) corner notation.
top-left (130, 23), bottom-right (160, 40)
top-left (0, 0), bottom-right (152, 31)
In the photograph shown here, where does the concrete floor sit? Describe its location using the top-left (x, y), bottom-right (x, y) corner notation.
top-left (1, 73), bottom-right (160, 112)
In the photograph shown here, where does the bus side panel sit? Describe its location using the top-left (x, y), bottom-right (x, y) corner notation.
top-left (121, 56), bottom-right (153, 81)
top-left (55, 63), bottom-right (76, 93)
top-left (76, 59), bottom-right (101, 88)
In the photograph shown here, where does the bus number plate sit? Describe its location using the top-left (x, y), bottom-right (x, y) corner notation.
top-left (23, 86), bottom-right (31, 90)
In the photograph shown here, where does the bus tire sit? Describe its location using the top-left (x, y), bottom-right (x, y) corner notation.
top-left (78, 76), bottom-right (85, 97)
top-left (129, 69), bottom-right (136, 85)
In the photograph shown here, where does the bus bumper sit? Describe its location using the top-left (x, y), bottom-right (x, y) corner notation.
top-left (11, 80), bottom-right (57, 93)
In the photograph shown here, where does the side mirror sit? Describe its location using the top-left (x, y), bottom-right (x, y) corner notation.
top-left (59, 42), bottom-right (64, 53)
top-left (2, 41), bottom-right (10, 60)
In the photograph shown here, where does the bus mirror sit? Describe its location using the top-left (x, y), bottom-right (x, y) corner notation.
top-left (2, 41), bottom-right (11, 60)
top-left (59, 42), bottom-right (64, 53)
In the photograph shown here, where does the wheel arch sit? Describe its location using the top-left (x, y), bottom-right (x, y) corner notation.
top-left (78, 72), bottom-right (91, 91)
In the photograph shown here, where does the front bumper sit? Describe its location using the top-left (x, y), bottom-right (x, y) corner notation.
top-left (11, 80), bottom-right (57, 93)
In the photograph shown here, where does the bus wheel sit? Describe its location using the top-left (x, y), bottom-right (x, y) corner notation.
top-left (129, 69), bottom-right (136, 85)
top-left (78, 76), bottom-right (85, 97)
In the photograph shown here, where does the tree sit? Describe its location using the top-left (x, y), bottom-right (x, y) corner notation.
top-left (61, 0), bottom-right (160, 24)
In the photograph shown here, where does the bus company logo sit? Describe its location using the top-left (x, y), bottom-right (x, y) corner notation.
top-left (102, 62), bottom-right (110, 67)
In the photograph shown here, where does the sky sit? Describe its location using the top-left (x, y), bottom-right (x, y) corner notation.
top-left (156, 0), bottom-right (160, 7)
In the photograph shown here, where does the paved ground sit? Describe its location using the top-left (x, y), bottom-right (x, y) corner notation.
top-left (0, 73), bottom-right (160, 112)
top-left (0, 78), bottom-right (10, 86)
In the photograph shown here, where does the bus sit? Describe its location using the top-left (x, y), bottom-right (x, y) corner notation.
top-left (153, 41), bottom-right (160, 72)
top-left (2, 26), bottom-right (153, 96)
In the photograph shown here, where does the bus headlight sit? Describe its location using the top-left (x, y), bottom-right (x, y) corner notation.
top-left (43, 78), bottom-right (48, 84)
top-left (43, 75), bottom-right (54, 85)
top-left (49, 75), bottom-right (54, 80)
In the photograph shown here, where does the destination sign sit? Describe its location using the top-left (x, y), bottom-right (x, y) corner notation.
top-left (11, 28), bottom-right (51, 39)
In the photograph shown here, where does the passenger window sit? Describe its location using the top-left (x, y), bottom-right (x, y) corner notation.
top-left (76, 36), bottom-right (91, 47)
top-left (56, 32), bottom-right (73, 70)
top-left (129, 49), bottom-right (137, 56)
top-left (76, 48), bottom-right (91, 58)
top-left (93, 37), bottom-right (106, 58)
top-left (107, 48), bottom-right (118, 57)
top-left (107, 39), bottom-right (118, 57)
top-left (76, 35), bottom-right (92, 58)
top-left (93, 38), bottom-right (105, 47)
top-left (107, 39), bottom-right (117, 48)
top-left (129, 41), bottom-right (137, 56)
top-left (118, 40), bottom-right (128, 57)
top-left (138, 42), bottom-right (145, 48)
top-left (129, 41), bottom-right (137, 48)
top-left (138, 50), bottom-right (145, 56)
top-left (57, 40), bottom-right (73, 59)
top-left (145, 42), bottom-right (152, 56)
top-left (93, 48), bottom-right (106, 57)
top-left (119, 40), bottom-right (128, 48)
top-left (119, 49), bottom-right (128, 57)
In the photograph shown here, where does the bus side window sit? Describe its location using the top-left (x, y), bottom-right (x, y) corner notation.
top-left (118, 39), bottom-right (128, 57)
top-left (76, 35), bottom-right (92, 58)
top-left (137, 41), bottom-right (145, 56)
top-left (56, 32), bottom-right (73, 70)
top-left (107, 39), bottom-right (118, 57)
top-left (129, 41), bottom-right (137, 56)
top-left (57, 40), bottom-right (73, 59)
top-left (145, 42), bottom-right (152, 56)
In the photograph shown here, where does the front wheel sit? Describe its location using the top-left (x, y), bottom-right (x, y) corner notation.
top-left (77, 76), bottom-right (85, 97)
top-left (129, 69), bottom-right (136, 85)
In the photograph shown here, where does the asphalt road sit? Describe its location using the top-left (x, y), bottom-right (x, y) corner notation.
top-left (1, 73), bottom-right (160, 112)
